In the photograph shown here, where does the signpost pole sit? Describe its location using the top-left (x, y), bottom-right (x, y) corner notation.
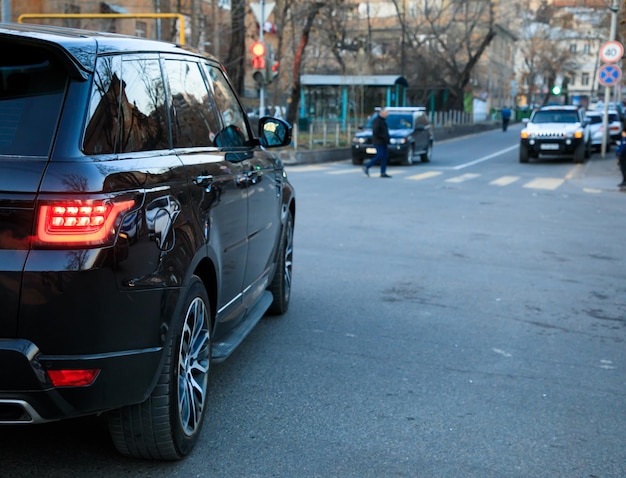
top-left (601, 0), bottom-right (620, 158)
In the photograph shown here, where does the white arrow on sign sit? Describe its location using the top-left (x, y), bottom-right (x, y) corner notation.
top-left (250, 2), bottom-right (275, 25)
top-left (600, 40), bottom-right (624, 63)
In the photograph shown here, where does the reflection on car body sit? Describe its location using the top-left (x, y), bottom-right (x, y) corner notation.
top-left (146, 195), bottom-right (180, 251)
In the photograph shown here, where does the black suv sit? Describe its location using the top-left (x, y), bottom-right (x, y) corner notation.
top-left (351, 107), bottom-right (434, 165)
top-left (0, 24), bottom-right (295, 460)
top-left (519, 105), bottom-right (591, 163)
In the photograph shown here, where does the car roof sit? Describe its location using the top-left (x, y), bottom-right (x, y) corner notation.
top-left (0, 22), bottom-right (210, 79)
top-left (586, 109), bottom-right (619, 116)
top-left (538, 105), bottom-right (580, 111)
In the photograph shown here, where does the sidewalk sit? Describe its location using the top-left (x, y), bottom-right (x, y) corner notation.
top-left (577, 154), bottom-right (624, 192)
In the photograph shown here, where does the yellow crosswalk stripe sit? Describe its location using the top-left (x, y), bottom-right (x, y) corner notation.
top-left (406, 171), bottom-right (443, 181)
top-left (446, 173), bottom-right (480, 183)
top-left (490, 176), bottom-right (520, 186)
top-left (328, 168), bottom-right (363, 174)
top-left (523, 178), bottom-right (565, 190)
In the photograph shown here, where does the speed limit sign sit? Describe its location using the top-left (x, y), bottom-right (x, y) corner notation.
top-left (600, 41), bottom-right (624, 63)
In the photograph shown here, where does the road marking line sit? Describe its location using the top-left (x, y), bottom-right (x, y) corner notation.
top-left (523, 178), bottom-right (565, 190)
top-left (565, 164), bottom-right (583, 180)
top-left (328, 168), bottom-right (363, 174)
top-left (446, 173), bottom-right (480, 183)
top-left (490, 176), bottom-right (520, 186)
top-left (406, 171), bottom-right (443, 181)
top-left (286, 165), bottom-right (333, 172)
top-left (453, 145), bottom-right (518, 170)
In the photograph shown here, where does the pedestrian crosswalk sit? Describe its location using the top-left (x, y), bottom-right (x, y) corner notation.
top-left (285, 164), bottom-right (576, 191)
top-left (284, 163), bottom-right (613, 193)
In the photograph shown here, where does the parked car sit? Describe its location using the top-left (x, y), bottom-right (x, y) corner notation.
top-left (351, 107), bottom-right (434, 165)
top-left (586, 109), bottom-right (623, 151)
top-left (0, 23), bottom-right (295, 460)
top-left (519, 105), bottom-right (591, 163)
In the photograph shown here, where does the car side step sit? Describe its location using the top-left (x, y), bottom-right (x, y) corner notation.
top-left (211, 291), bottom-right (273, 363)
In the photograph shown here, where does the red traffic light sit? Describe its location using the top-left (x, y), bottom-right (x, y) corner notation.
top-left (250, 41), bottom-right (266, 58)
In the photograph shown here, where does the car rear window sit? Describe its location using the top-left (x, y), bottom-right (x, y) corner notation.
top-left (0, 43), bottom-right (67, 156)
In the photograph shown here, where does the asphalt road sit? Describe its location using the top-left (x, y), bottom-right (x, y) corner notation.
top-left (1, 125), bottom-right (625, 477)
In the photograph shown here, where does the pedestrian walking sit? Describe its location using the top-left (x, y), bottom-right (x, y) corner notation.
top-left (363, 108), bottom-right (392, 178)
top-left (501, 106), bottom-right (512, 132)
top-left (616, 127), bottom-right (626, 189)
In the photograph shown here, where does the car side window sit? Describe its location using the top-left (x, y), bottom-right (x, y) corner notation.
top-left (84, 55), bottom-right (169, 155)
top-left (163, 59), bottom-right (221, 148)
top-left (202, 63), bottom-right (251, 148)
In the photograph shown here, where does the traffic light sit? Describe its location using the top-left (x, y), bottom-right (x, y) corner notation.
top-left (268, 60), bottom-right (280, 84)
top-left (551, 85), bottom-right (562, 95)
top-left (250, 41), bottom-right (266, 70)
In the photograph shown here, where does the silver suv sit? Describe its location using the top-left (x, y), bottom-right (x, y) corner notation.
top-left (519, 105), bottom-right (591, 163)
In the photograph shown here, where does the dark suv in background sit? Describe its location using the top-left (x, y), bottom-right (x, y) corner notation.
top-left (351, 106), bottom-right (434, 165)
top-left (0, 23), bottom-right (295, 460)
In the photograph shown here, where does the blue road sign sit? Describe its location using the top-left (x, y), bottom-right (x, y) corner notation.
top-left (598, 64), bottom-right (622, 87)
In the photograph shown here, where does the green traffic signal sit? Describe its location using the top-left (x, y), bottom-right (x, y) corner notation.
top-left (551, 85), bottom-right (561, 95)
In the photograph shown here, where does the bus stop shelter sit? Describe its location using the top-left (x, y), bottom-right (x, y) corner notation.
top-left (299, 74), bottom-right (409, 130)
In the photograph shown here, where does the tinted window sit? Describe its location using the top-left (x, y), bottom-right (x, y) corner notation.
top-left (203, 64), bottom-right (250, 147)
top-left (532, 110), bottom-right (579, 124)
top-left (0, 44), bottom-right (67, 156)
top-left (164, 59), bottom-right (220, 148)
top-left (387, 114), bottom-right (413, 129)
top-left (84, 55), bottom-right (169, 154)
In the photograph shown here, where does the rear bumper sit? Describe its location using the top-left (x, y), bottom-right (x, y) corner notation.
top-left (0, 338), bottom-right (161, 423)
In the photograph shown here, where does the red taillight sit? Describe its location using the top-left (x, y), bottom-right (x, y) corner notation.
top-left (46, 369), bottom-right (100, 387)
top-left (36, 199), bottom-right (134, 246)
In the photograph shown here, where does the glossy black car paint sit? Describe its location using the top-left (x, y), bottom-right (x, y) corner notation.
top-left (0, 23), bottom-right (295, 457)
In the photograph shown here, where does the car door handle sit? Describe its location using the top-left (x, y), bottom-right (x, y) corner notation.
top-left (194, 174), bottom-right (214, 193)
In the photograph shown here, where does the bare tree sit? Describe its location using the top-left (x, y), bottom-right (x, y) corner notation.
top-left (391, 0), bottom-right (497, 111)
top-left (517, 2), bottom-right (580, 106)
top-left (224, 0), bottom-right (246, 95)
top-left (284, 1), bottom-right (326, 125)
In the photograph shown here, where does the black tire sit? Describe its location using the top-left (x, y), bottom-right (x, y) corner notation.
top-left (267, 209), bottom-right (294, 315)
top-left (421, 142), bottom-right (433, 162)
top-left (351, 155), bottom-right (363, 165)
top-left (574, 143), bottom-right (585, 163)
top-left (519, 145), bottom-right (529, 163)
top-left (584, 140), bottom-right (591, 159)
top-left (402, 145), bottom-right (414, 165)
top-left (108, 276), bottom-right (211, 460)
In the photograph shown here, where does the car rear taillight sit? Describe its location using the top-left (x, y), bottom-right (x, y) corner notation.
top-left (46, 369), bottom-right (100, 387)
top-left (36, 199), bottom-right (134, 247)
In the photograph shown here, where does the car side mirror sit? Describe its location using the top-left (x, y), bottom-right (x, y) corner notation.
top-left (258, 117), bottom-right (292, 148)
top-left (522, 118), bottom-right (529, 125)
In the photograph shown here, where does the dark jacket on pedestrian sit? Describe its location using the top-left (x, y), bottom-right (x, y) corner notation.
top-left (371, 113), bottom-right (390, 145)
top-left (617, 132), bottom-right (626, 161)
